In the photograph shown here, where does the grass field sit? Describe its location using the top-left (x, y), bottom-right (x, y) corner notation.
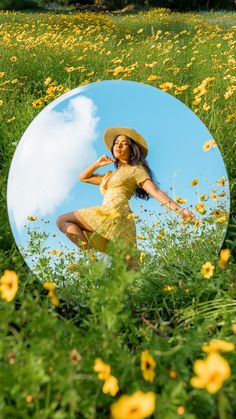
top-left (0, 7), bottom-right (236, 418)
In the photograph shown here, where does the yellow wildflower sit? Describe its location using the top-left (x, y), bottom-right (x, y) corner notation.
top-left (202, 140), bottom-right (212, 152)
top-left (102, 375), bottom-right (119, 396)
top-left (175, 196), bottom-right (187, 204)
top-left (0, 270), bottom-right (19, 302)
top-left (217, 248), bottom-right (231, 268)
top-left (70, 349), bottom-right (82, 365)
top-left (43, 282), bottom-right (56, 292)
top-left (200, 261), bottom-right (214, 279)
top-left (190, 352), bottom-right (231, 394)
top-left (203, 103), bottom-right (210, 111)
top-left (163, 285), bottom-right (175, 292)
top-left (177, 405), bottom-right (185, 415)
top-left (139, 252), bottom-right (145, 263)
top-left (217, 176), bottom-right (226, 186)
top-left (195, 203), bottom-right (205, 214)
top-left (159, 82), bottom-right (173, 91)
top-left (93, 358), bottom-right (111, 380)
top-left (200, 194), bottom-right (206, 201)
top-left (147, 75), bottom-right (159, 81)
top-left (141, 350), bottom-right (156, 382)
top-left (210, 190), bottom-right (217, 201)
top-left (201, 339), bottom-right (235, 353)
top-left (175, 85), bottom-right (189, 92)
top-left (110, 390), bottom-right (156, 419)
top-left (191, 178), bottom-right (199, 186)
top-left (168, 369), bottom-right (178, 379)
top-left (137, 28), bottom-right (144, 34)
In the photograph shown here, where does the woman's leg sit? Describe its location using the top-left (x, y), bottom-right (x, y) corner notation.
top-left (56, 211), bottom-right (95, 251)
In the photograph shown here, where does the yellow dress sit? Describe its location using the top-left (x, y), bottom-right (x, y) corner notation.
top-left (78, 164), bottom-right (151, 253)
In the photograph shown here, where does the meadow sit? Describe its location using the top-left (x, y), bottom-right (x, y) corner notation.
top-left (0, 7), bottom-right (236, 418)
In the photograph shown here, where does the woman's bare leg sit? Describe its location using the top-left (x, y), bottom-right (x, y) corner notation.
top-left (56, 211), bottom-right (95, 251)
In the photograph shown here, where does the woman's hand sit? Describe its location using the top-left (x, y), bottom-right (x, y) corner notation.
top-left (180, 208), bottom-right (197, 223)
top-left (95, 155), bottom-right (116, 168)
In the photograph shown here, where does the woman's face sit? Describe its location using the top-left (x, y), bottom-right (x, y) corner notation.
top-left (113, 135), bottom-right (131, 162)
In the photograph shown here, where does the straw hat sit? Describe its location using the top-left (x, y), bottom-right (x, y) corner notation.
top-left (103, 126), bottom-right (148, 157)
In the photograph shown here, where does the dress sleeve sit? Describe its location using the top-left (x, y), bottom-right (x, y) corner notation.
top-left (133, 165), bottom-right (151, 187)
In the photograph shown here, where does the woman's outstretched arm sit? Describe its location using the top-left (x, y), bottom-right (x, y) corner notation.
top-left (141, 179), bottom-right (196, 221)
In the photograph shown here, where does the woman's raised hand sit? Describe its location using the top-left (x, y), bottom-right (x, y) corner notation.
top-left (95, 155), bottom-right (116, 168)
top-left (180, 208), bottom-right (197, 223)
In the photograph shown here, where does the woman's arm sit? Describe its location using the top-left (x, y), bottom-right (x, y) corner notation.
top-left (78, 162), bottom-right (101, 185)
top-left (78, 155), bottom-right (115, 185)
top-left (142, 179), bottom-right (196, 220)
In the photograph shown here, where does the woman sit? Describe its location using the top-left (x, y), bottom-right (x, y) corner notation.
top-left (56, 126), bottom-right (196, 269)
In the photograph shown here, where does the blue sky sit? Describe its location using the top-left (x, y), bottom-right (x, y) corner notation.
top-left (7, 80), bottom-right (230, 273)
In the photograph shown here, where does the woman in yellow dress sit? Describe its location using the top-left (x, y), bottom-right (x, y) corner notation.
top-left (56, 126), bottom-right (196, 269)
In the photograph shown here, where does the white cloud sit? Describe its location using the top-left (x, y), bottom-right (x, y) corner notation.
top-left (7, 94), bottom-right (100, 232)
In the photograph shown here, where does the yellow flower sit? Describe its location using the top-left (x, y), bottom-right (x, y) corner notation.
top-left (49, 249), bottom-right (59, 255)
top-left (191, 178), bottom-right (199, 186)
top-left (125, 34), bottom-right (131, 40)
top-left (218, 191), bottom-right (226, 198)
top-left (156, 229), bottom-right (167, 240)
top-left (195, 203), bottom-right (205, 214)
top-left (201, 339), bottom-right (235, 353)
top-left (226, 112), bottom-right (236, 122)
top-left (27, 215), bottom-right (37, 221)
top-left (136, 235), bottom-right (146, 240)
top-left (32, 99), bottom-right (44, 108)
top-left (175, 84), bottom-right (189, 92)
top-left (70, 349), bottom-right (82, 365)
top-left (202, 140), bottom-right (212, 152)
top-left (102, 375), bottom-right (119, 396)
top-left (93, 358), bottom-right (111, 380)
top-left (203, 103), bottom-right (210, 111)
top-left (200, 261), bottom-right (214, 279)
top-left (64, 66), bottom-right (76, 72)
top-left (137, 28), bottom-right (144, 34)
top-left (50, 294), bottom-right (60, 307)
top-left (10, 56), bottom-right (17, 62)
top-left (163, 285), bottom-right (175, 292)
top-left (141, 350), bottom-right (156, 382)
top-left (193, 219), bottom-right (202, 228)
top-left (210, 190), bottom-right (217, 201)
top-left (168, 369), bottom-right (178, 379)
top-left (175, 196), bottom-right (187, 204)
top-left (139, 252), bottom-right (145, 263)
top-left (200, 193), bottom-right (207, 201)
top-left (147, 75), bottom-right (159, 81)
top-left (209, 139), bottom-right (217, 147)
top-left (217, 176), bottom-right (226, 186)
top-left (177, 405), bottom-right (185, 415)
top-left (0, 270), bottom-right (19, 302)
top-left (159, 82), bottom-right (173, 91)
top-left (110, 390), bottom-right (156, 419)
top-left (217, 248), bottom-right (231, 268)
top-left (44, 77), bottom-right (51, 86)
top-left (43, 281), bottom-right (56, 291)
top-left (190, 352), bottom-right (231, 394)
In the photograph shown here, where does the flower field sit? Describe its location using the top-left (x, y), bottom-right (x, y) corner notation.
top-left (0, 7), bottom-right (236, 418)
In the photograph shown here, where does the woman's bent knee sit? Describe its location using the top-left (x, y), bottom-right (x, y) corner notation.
top-left (56, 215), bottom-right (66, 230)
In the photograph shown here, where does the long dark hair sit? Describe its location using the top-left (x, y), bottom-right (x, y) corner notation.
top-left (111, 135), bottom-right (161, 200)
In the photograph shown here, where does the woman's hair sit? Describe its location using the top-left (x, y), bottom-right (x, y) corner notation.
top-left (111, 135), bottom-right (161, 200)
